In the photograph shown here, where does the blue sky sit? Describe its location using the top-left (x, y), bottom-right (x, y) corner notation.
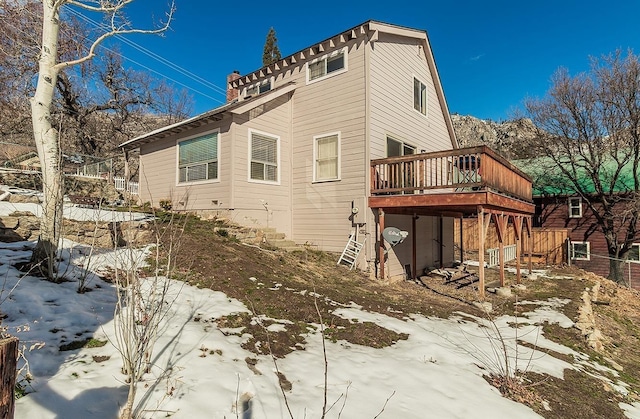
top-left (94, 0), bottom-right (640, 121)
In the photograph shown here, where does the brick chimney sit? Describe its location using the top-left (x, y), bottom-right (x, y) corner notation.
top-left (226, 70), bottom-right (241, 102)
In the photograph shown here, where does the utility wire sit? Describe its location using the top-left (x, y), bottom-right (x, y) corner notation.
top-left (64, 7), bottom-right (228, 100)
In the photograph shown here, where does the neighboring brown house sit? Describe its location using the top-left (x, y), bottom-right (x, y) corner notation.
top-left (534, 195), bottom-right (640, 286)
top-left (120, 21), bottom-right (534, 285)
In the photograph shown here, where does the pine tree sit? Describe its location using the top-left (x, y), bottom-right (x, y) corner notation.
top-left (262, 27), bottom-right (281, 66)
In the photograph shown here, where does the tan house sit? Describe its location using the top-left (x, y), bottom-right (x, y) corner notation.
top-left (120, 21), bottom-right (535, 290)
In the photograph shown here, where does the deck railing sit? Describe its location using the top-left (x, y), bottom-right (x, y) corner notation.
top-left (370, 146), bottom-right (532, 202)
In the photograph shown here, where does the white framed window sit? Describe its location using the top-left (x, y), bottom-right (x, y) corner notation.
top-left (313, 132), bottom-right (340, 182)
top-left (629, 243), bottom-right (640, 263)
top-left (244, 79), bottom-right (272, 98)
top-left (571, 241), bottom-right (590, 261)
top-left (387, 136), bottom-right (416, 157)
top-left (568, 197), bottom-right (582, 218)
top-left (177, 131), bottom-right (219, 184)
top-left (413, 77), bottom-right (427, 116)
top-left (306, 48), bottom-right (347, 84)
top-left (249, 129), bottom-right (279, 184)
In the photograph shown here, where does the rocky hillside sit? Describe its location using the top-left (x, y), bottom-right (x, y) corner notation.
top-left (451, 114), bottom-right (540, 159)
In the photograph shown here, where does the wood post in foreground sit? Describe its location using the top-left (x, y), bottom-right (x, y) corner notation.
top-left (1, 337), bottom-right (19, 419)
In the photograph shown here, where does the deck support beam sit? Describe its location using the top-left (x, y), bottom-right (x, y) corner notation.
top-left (493, 213), bottom-right (509, 287)
top-left (378, 208), bottom-right (385, 280)
top-left (513, 215), bottom-right (524, 284)
top-left (477, 207), bottom-right (486, 299)
top-left (412, 214), bottom-right (417, 280)
top-left (524, 216), bottom-right (533, 273)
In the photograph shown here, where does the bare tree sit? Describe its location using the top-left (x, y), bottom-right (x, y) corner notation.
top-left (0, 1), bottom-right (41, 140)
top-left (29, 0), bottom-right (175, 280)
top-left (525, 50), bottom-right (640, 283)
top-left (57, 49), bottom-right (191, 155)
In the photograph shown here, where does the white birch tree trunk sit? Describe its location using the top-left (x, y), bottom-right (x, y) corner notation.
top-left (30, 2), bottom-right (64, 280)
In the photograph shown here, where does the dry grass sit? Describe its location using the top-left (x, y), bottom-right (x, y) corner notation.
top-left (154, 215), bottom-right (640, 418)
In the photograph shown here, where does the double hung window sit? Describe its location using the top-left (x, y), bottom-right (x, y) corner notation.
top-left (250, 131), bottom-right (278, 183)
top-left (178, 133), bottom-right (218, 183)
top-left (314, 133), bottom-right (340, 182)
top-left (569, 197), bottom-right (582, 218)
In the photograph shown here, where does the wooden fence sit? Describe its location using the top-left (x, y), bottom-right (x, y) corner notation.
top-left (454, 218), bottom-right (568, 265)
top-left (0, 337), bottom-right (18, 419)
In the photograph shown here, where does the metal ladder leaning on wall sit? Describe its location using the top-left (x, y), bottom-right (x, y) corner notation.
top-left (337, 233), bottom-right (366, 270)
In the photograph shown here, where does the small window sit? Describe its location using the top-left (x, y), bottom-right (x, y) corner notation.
top-left (245, 79), bottom-right (271, 98)
top-left (245, 85), bottom-right (258, 97)
top-left (259, 80), bottom-right (272, 93)
top-left (413, 77), bottom-right (427, 116)
top-left (314, 133), bottom-right (340, 182)
top-left (629, 243), bottom-right (640, 262)
top-left (249, 130), bottom-right (278, 183)
top-left (178, 132), bottom-right (218, 183)
top-left (569, 197), bottom-right (582, 218)
top-left (571, 241), bottom-right (590, 261)
top-left (387, 137), bottom-right (416, 157)
top-left (307, 48), bottom-right (347, 83)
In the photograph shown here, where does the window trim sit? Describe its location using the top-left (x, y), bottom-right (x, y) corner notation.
top-left (568, 196), bottom-right (583, 218)
top-left (629, 243), bottom-right (640, 263)
top-left (571, 241), bottom-right (590, 261)
top-left (248, 128), bottom-right (280, 185)
top-left (413, 75), bottom-right (428, 117)
top-left (176, 129), bottom-right (220, 186)
top-left (306, 47), bottom-right (348, 85)
top-left (313, 132), bottom-right (341, 183)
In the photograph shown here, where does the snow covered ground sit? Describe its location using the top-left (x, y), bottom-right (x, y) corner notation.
top-left (1, 203), bottom-right (639, 418)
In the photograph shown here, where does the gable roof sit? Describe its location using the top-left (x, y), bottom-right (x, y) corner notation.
top-left (119, 83), bottom-right (296, 151)
top-left (119, 20), bottom-right (458, 151)
top-left (230, 20), bottom-right (458, 149)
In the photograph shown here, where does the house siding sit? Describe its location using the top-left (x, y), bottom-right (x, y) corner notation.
top-left (133, 22), bottom-right (459, 278)
top-left (228, 94), bottom-right (293, 236)
top-left (289, 39), bottom-right (368, 253)
top-left (369, 32), bottom-right (453, 160)
top-left (138, 118), bottom-right (232, 209)
top-left (537, 196), bottom-right (640, 288)
top-left (367, 32), bottom-right (457, 275)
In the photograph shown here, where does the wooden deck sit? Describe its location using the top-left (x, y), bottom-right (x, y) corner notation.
top-left (369, 145), bottom-right (534, 215)
top-left (369, 146), bottom-right (536, 296)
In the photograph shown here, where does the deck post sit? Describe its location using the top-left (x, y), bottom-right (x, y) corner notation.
top-left (459, 217), bottom-right (464, 264)
top-left (412, 214), bottom-right (417, 280)
top-left (439, 216), bottom-right (444, 268)
top-left (513, 215), bottom-right (523, 284)
top-left (525, 216), bottom-right (533, 273)
top-left (379, 208), bottom-right (385, 280)
top-left (477, 206), bottom-right (485, 299)
top-left (494, 213), bottom-right (507, 288)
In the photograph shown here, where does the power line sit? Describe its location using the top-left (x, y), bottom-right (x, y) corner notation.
top-left (64, 7), bottom-right (228, 101)
top-left (11, 4), bottom-right (227, 106)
